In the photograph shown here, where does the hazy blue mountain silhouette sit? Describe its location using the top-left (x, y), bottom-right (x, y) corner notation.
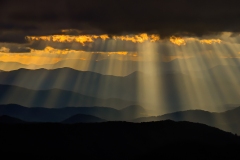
top-left (0, 104), bottom-right (147, 122)
top-left (0, 59), bottom-right (139, 76)
top-left (1, 58), bottom-right (239, 76)
top-left (134, 106), bottom-right (240, 134)
top-left (193, 65), bottom-right (240, 86)
top-left (0, 68), bottom-right (135, 98)
top-left (1, 120), bottom-right (240, 159)
top-left (62, 114), bottom-right (106, 123)
top-left (120, 105), bottom-right (147, 120)
top-left (47, 59), bottom-right (139, 76)
top-left (0, 67), bottom-right (239, 114)
top-left (0, 84), bottom-right (136, 109)
top-left (0, 115), bottom-right (25, 124)
top-left (0, 68), bottom-right (138, 101)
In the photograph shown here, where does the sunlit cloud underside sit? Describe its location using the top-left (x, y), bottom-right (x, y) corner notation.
top-left (0, 32), bottom-right (239, 66)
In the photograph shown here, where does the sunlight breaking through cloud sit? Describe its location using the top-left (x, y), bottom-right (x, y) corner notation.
top-left (26, 35), bottom-right (109, 45)
top-left (26, 33), bottom-right (160, 45)
top-left (199, 39), bottom-right (222, 44)
top-left (0, 47), bottom-right (10, 53)
top-left (170, 36), bottom-right (186, 46)
top-left (113, 34), bottom-right (160, 43)
top-left (169, 36), bottom-right (222, 46)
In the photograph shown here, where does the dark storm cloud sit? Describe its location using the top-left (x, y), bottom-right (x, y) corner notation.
top-left (8, 46), bottom-right (31, 53)
top-left (1, 0), bottom-right (240, 43)
top-left (0, 31), bottom-right (27, 43)
top-left (0, 29), bottom-right (66, 43)
top-left (0, 43), bottom-right (31, 53)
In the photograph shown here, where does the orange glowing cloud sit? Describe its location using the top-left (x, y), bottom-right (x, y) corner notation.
top-left (113, 33), bottom-right (160, 43)
top-left (0, 54), bottom-right (60, 65)
top-left (170, 36), bottom-right (186, 46)
top-left (26, 33), bottom-right (160, 44)
top-left (169, 36), bottom-right (222, 45)
top-left (26, 35), bottom-right (109, 45)
top-left (30, 46), bottom-right (78, 55)
top-left (199, 39), bottom-right (222, 44)
top-left (0, 45), bottom-right (139, 65)
top-left (0, 47), bottom-right (10, 53)
top-left (31, 46), bottom-right (131, 56)
top-left (107, 52), bottom-right (128, 55)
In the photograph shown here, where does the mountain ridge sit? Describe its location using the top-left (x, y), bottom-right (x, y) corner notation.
top-left (62, 114), bottom-right (106, 123)
top-left (0, 84), bottom-right (136, 109)
top-left (0, 115), bottom-right (26, 124)
top-left (1, 58), bottom-right (239, 75)
top-left (0, 67), bottom-right (239, 114)
top-left (133, 106), bottom-right (240, 134)
top-left (0, 104), bottom-right (147, 122)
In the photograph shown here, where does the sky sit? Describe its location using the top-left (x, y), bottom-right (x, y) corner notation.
top-left (0, 0), bottom-right (240, 66)
top-left (0, 0), bottom-right (239, 114)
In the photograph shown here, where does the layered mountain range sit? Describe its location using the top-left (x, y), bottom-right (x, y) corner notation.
top-left (1, 104), bottom-right (240, 134)
top-left (0, 104), bottom-right (147, 122)
top-left (0, 66), bottom-right (239, 114)
top-left (1, 58), bottom-right (239, 76)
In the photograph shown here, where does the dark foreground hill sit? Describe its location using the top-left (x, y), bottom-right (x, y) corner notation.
top-left (134, 106), bottom-right (240, 134)
top-left (0, 115), bottom-right (25, 124)
top-left (0, 121), bottom-right (239, 160)
top-left (61, 105), bottom-right (146, 124)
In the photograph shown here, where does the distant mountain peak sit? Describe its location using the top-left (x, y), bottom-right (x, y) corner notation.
top-left (121, 105), bottom-right (148, 119)
top-left (121, 105), bottom-right (145, 111)
top-left (62, 114), bottom-right (106, 124)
